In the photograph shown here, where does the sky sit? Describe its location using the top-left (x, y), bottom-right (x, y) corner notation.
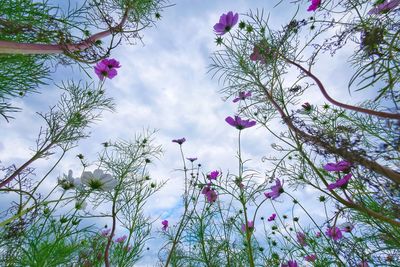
top-left (0, 0), bottom-right (375, 265)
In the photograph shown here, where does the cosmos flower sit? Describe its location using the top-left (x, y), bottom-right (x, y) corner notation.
top-left (186, 157), bottom-right (198, 162)
top-left (114, 235), bottom-right (127, 243)
top-left (81, 169), bottom-right (117, 191)
top-left (304, 254), bottom-right (317, 262)
top-left (233, 91), bottom-right (252, 103)
top-left (326, 226), bottom-right (343, 241)
top-left (268, 213), bottom-right (276, 221)
top-left (172, 137), bottom-right (186, 145)
top-left (327, 173), bottom-right (352, 190)
top-left (225, 115), bottom-right (256, 130)
top-left (202, 185), bottom-right (218, 203)
top-left (208, 170), bottom-right (219, 180)
top-left (162, 220), bottom-right (169, 231)
top-left (58, 170), bottom-right (82, 190)
top-left (307, 0), bottom-right (321, 11)
top-left (94, 58), bottom-right (120, 80)
top-left (368, 0), bottom-right (400, 14)
top-left (264, 179), bottom-right (283, 200)
top-left (323, 160), bottom-right (352, 172)
top-left (101, 228), bottom-right (111, 237)
top-left (213, 11), bottom-right (239, 35)
top-left (241, 220), bottom-right (255, 233)
top-left (281, 260), bottom-right (298, 267)
top-left (296, 232), bottom-right (308, 246)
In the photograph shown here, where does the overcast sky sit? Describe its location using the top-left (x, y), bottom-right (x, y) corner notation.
top-left (0, 0), bottom-right (376, 265)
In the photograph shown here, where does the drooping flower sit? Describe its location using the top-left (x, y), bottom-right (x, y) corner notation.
top-left (58, 170), bottom-right (82, 190)
top-left (208, 170), bottom-right (219, 180)
top-left (172, 137), bottom-right (186, 145)
top-left (241, 220), bottom-right (255, 233)
top-left (94, 59), bottom-right (119, 80)
top-left (161, 220), bottom-right (169, 231)
top-left (186, 157), bottom-right (198, 162)
top-left (264, 179), bottom-right (284, 200)
top-left (81, 169), bottom-right (117, 191)
top-left (307, 0), bottom-right (321, 11)
top-left (213, 11), bottom-right (239, 35)
top-left (268, 213), bottom-right (276, 221)
top-left (326, 226), bottom-right (343, 241)
top-left (323, 160), bottom-right (352, 172)
top-left (114, 235), bottom-right (127, 243)
top-left (281, 260), bottom-right (298, 267)
top-left (296, 232), bottom-right (308, 246)
top-left (202, 185), bottom-right (218, 203)
top-left (327, 173), bottom-right (352, 190)
top-left (305, 254), bottom-right (317, 262)
top-left (225, 115), bottom-right (256, 130)
top-left (340, 222), bottom-right (354, 233)
top-left (233, 91), bottom-right (252, 103)
top-left (368, 0), bottom-right (400, 14)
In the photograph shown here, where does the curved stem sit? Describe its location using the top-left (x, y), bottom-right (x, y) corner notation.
top-left (285, 58), bottom-right (400, 120)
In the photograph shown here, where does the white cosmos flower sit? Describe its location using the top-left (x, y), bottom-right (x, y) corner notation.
top-left (81, 169), bottom-right (117, 191)
top-left (58, 170), bottom-right (82, 190)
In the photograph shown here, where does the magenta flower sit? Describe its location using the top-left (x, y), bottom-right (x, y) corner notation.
top-left (268, 213), bottom-right (276, 221)
top-left (208, 170), bottom-right (219, 180)
top-left (326, 226), bottom-right (343, 241)
top-left (114, 235), bottom-right (127, 243)
top-left (186, 157), bottom-right (198, 162)
top-left (305, 254), bottom-right (317, 262)
top-left (307, 0), bottom-right (321, 11)
top-left (281, 260), bottom-right (298, 267)
top-left (368, 0), bottom-right (400, 14)
top-left (102, 58), bottom-right (121, 69)
top-left (327, 173), bottom-right (352, 190)
top-left (296, 232), bottom-right (308, 246)
top-left (172, 137), bottom-right (186, 145)
top-left (202, 185), bottom-right (218, 203)
top-left (225, 115), bottom-right (256, 130)
top-left (323, 160), bottom-right (352, 172)
top-left (94, 62), bottom-right (118, 80)
top-left (213, 11), bottom-right (239, 35)
top-left (250, 46), bottom-right (265, 63)
top-left (162, 220), bottom-right (169, 231)
top-left (316, 231), bottom-right (321, 238)
top-left (241, 220), bottom-right (255, 233)
top-left (264, 179), bottom-right (283, 200)
top-left (358, 261), bottom-right (369, 267)
top-left (233, 91), bottom-right (252, 103)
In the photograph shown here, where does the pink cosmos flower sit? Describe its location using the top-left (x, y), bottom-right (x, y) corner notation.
top-left (101, 228), bottom-right (111, 237)
top-left (358, 260), bottom-right (369, 267)
top-left (281, 260), bottom-right (298, 267)
top-left (114, 235), bottom-right (127, 243)
top-left (241, 220), bottom-right (255, 233)
top-left (94, 62), bottom-right (118, 80)
top-left (307, 0), bottom-right (321, 11)
top-left (305, 254), bottom-right (317, 262)
top-left (162, 220), bottom-right (169, 231)
top-left (264, 179), bottom-right (283, 200)
top-left (296, 232), bottom-right (308, 246)
top-left (225, 115), bottom-right (256, 130)
top-left (268, 213), bottom-right (276, 221)
top-left (323, 160), bottom-right (352, 172)
top-left (202, 185), bottom-right (218, 202)
top-left (326, 226), bottom-right (343, 241)
top-left (316, 231), bottom-right (321, 238)
top-left (233, 91), bottom-right (252, 103)
top-left (213, 11), bottom-right (239, 35)
top-left (172, 137), bottom-right (186, 145)
top-left (208, 170), bottom-right (219, 180)
top-left (101, 58), bottom-right (121, 69)
top-left (250, 46), bottom-right (266, 63)
top-left (327, 173), bottom-right (352, 190)
top-left (368, 0), bottom-right (400, 14)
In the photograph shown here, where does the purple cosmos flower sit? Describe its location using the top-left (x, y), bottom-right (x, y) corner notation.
top-left (202, 186), bottom-right (218, 202)
top-left (225, 116), bottom-right (256, 130)
top-left (327, 173), bottom-right (352, 190)
top-left (281, 260), bottom-right (298, 267)
top-left (233, 91), bottom-right (252, 103)
top-left (114, 235), bottom-right (127, 243)
top-left (241, 221), bottom-right (255, 233)
top-left (296, 232), bottom-right (308, 246)
top-left (208, 170), bottom-right (219, 180)
top-left (305, 254), bottom-right (317, 262)
top-left (268, 213), bottom-right (276, 221)
top-left (101, 228), bottom-right (111, 237)
top-left (307, 0), bottom-right (321, 11)
top-left (368, 0), bottom-right (400, 14)
top-left (323, 160), bottom-right (352, 172)
top-left (162, 220), bottom-right (168, 231)
top-left (250, 46), bottom-right (266, 63)
top-left (326, 226), bottom-right (343, 241)
top-left (264, 179), bottom-right (283, 200)
top-left (358, 261), bottom-right (369, 267)
top-left (172, 137), bottom-right (186, 145)
top-left (186, 157), bottom-right (198, 162)
top-left (102, 58), bottom-right (121, 69)
top-left (94, 62), bottom-right (118, 80)
top-left (213, 11), bottom-right (239, 35)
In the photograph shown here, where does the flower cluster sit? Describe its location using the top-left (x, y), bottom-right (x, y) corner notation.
top-left (94, 58), bottom-right (121, 80)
